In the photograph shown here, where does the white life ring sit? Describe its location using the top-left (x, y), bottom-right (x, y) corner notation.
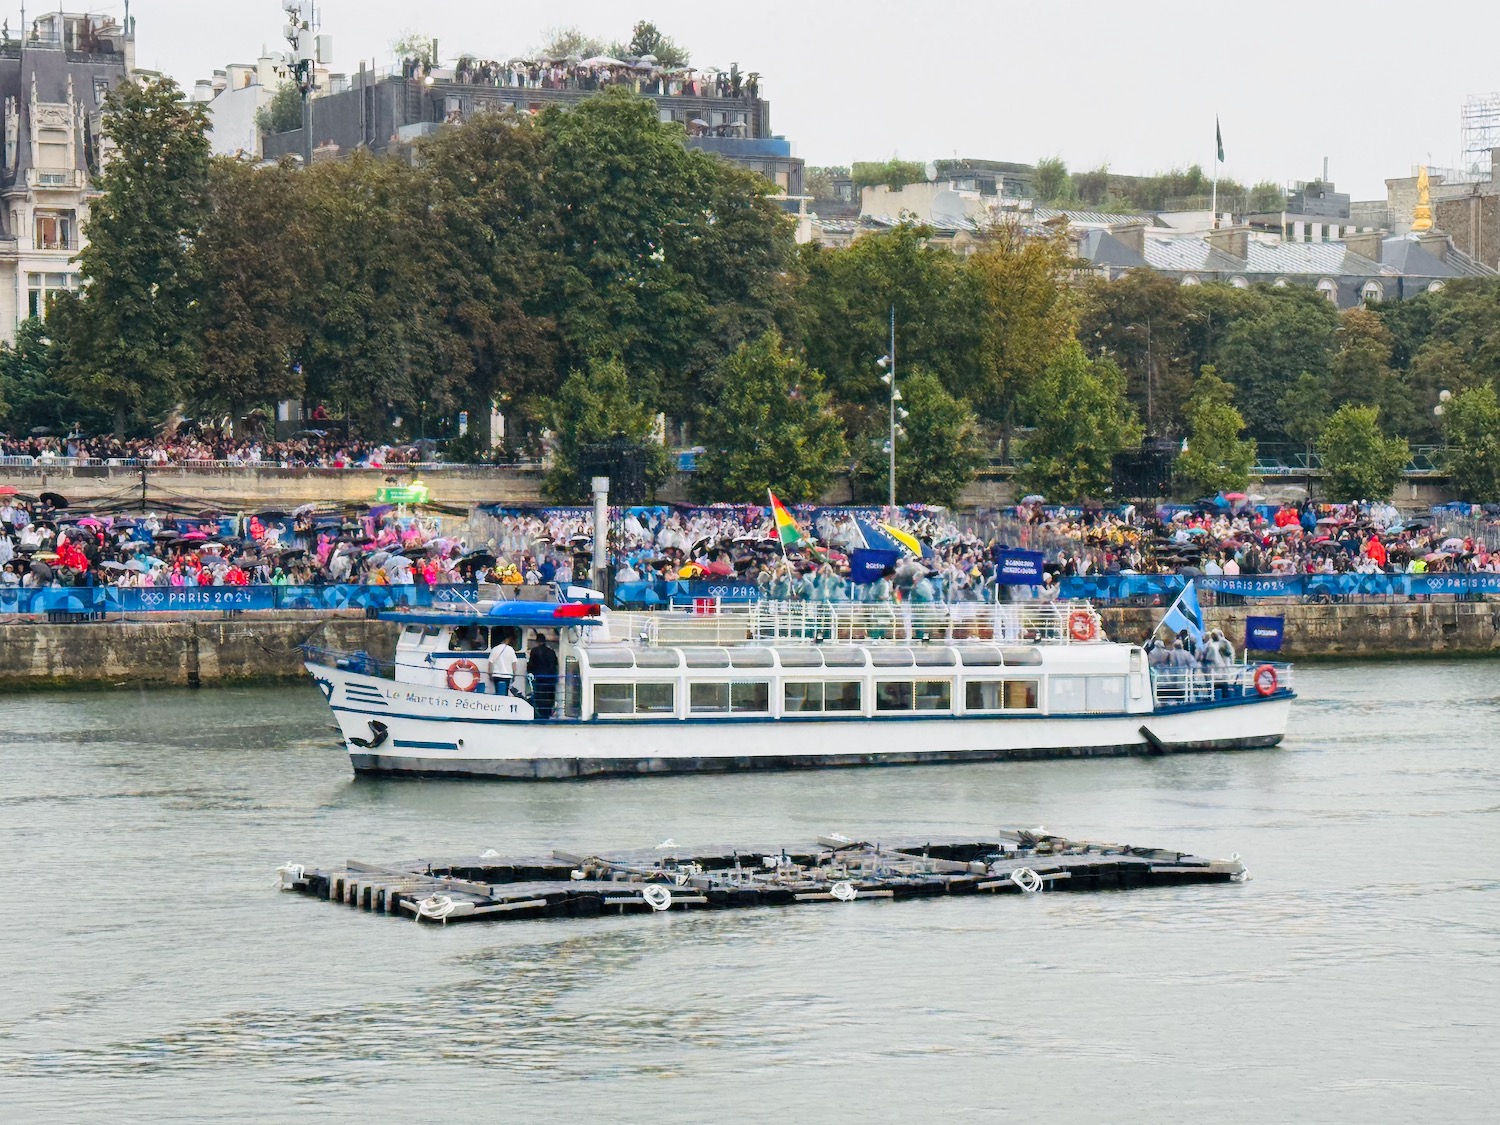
top-left (642, 884), bottom-right (673, 912)
top-left (446, 659), bottom-right (481, 693)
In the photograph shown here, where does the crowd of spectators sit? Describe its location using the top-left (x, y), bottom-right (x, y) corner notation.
top-left (435, 54), bottom-right (759, 101)
top-left (0, 431), bottom-right (432, 469)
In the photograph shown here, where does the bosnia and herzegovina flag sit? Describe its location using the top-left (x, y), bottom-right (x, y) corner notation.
top-left (768, 490), bottom-right (805, 549)
top-left (1160, 579), bottom-right (1205, 644)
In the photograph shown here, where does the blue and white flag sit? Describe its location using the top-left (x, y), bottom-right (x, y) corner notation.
top-left (1159, 580), bottom-right (1205, 643)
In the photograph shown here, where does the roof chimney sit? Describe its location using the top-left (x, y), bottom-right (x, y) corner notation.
top-left (1109, 222), bottom-right (1146, 257)
top-left (1343, 230), bottom-right (1383, 263)
top-left (1205, 224), bottom-right (1249, 260)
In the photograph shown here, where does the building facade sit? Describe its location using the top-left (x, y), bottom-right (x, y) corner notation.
top-left (0, 12), bottom-right (132, 343)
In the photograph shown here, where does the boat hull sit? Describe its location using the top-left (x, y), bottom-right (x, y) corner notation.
top-left (309, 663), bottom-right (1293, 780)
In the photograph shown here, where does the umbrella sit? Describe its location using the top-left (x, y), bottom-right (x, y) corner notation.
top-left (0, 485), bottom-right (18, 496)
top-left (1424, 551), bottom-right (1450, 562)
top-left (124, 559), bottom-right (149, 573)
top-left (465, 551), bottom-right (497, 567)
top-left (100, 560), bottom-right (128, 571)
top-left (39, 492), bottom-right (68, 508)
top-left (29, 560), bottom-right (52, 581)
top-left (1223, 492), bottom-right (1247, 502)
top-left (76, 517), bottom-right (103, 529)
top-left (1441, 537), bottom-right (1465, 550)
top-left (1021, 494), bottom-right (1045, 504)
top-left (153, 529), bottom-right (177, 540)
top-left (579, 54), bottom-right (629, 67)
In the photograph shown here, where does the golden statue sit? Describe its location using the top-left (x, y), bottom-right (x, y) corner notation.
top-left (1412, 164), bottom-right (1433, 233)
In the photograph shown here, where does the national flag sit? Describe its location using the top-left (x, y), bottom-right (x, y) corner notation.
top-left (767, 490), bottom-right (805, 550)
top-left (881, 523), bottom-right (922, 556)
top-left (1160, 580), bottom-right (1205, 644)
top-left (1216, 117), bottom-right (1224, 163)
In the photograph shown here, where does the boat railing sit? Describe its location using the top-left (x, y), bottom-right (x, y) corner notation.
top-left (609, 600), bottom-right (1098, 647)
top-left (302, 644), bottom-right (395, 678)
top-left (1150, 661), bottom-right (1294, 707)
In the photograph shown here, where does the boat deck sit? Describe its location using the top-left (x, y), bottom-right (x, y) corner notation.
top-left (278, 830), bottom-right (1248, 925)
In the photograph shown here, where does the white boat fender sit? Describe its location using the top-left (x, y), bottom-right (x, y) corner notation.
top-left (830, 881), bottom-right (857, 902)
top-left (274, 862), bottom-right (304, 889)
top-left (1010, 867), bottom-right (1044, 894)
top-left (416, 894), bottom-right (457, 923)
top-left (642, 884), bottom-right (673, 912)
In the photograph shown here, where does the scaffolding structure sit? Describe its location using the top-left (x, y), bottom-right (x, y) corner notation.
top-left (1461, 93), bottom-right (1500, 180)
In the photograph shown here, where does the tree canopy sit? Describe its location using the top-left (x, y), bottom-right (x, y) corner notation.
top-left (1019, 343), bottom-right (1143, 500)
top-left (1317, 404), bottom-right (1410, 502)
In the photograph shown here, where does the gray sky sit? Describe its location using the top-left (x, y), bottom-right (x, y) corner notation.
top-left (87, 0), bottom-right (1500, 200)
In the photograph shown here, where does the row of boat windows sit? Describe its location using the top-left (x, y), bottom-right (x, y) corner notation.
top-left (582, 645), bottom-right (1046, 670)
top-left (591, 677), bottom-right (1075, 716)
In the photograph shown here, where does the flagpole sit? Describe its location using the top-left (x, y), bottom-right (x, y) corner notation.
top-left (1211, 115), bottom-right (1220, 229)
top-left (769, 489), bottom-right (787, 562)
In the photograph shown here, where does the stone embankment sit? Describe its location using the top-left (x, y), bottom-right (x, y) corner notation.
top-left (1, 601), bottom-right (1496, 689)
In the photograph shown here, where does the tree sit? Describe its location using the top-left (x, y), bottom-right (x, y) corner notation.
top-left (1442, 384), bottom-right (1500, 502)
top-left (1279, 372), bottom-right (1330, 487)
top-left (391, 31), bottom-right (438, 64)
top-left (1032, 156), bottom-right (1070, 203)
top-left (532, 26), bottom-right (607, 61)
top-left (1317, 404), bottom-right (1410, 502)
top-left (967, 218), bottom-right (1077, 447)
top-left (621, 21), bottom-right (689, 66)
top-left (854, 369), bottom-right (986, 507)
top-left (1018, 342), bottom-right (1143, 500)
top-left (544, 357), bottom-right (670, 502)
top-left (60, 76), bottom-right (211, 435)
top-left (0, 319), bottom-right (63, 431)
top-left (254, 82), bottom-right (303, 135)
top-left (690, 331), bottom-right (847, 503)
top-left (1329, 308), bottom-right (1409, 434)
top-left (851, 159), bottom-right (927, 190)
top-left (805, 166), bottom-right (849, 200)
top-left (1247, 180), bottom-right (1286, 212)
top-left (1214, 286), bottom-right (1339, 438)
top-left (188, 158), bottom-right (308, 425)
top-left (1079, 270), bottom-right (1192, 435)
top-left (1174, 367), bottom-right (1255, 495)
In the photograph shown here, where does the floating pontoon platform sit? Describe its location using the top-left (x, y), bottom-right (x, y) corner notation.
top-left (277, 830), bottom-right (1248, 925)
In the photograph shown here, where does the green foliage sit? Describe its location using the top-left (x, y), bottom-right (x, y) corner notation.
top-left (855, 370), bottom-right (986, 507)
top-left (532, 26), bottom-right (607, 60)
top-left (1032, 156), bottom-right (1070, 203)
top-left (1079, 270), bottom-right (1193, 433)
top-left (851, 159), bottom-right (927, 190)
top-left (690, 331), bottom-right (847, 503)
top-left (1317, 404), bottom-right (1410, 502)
top-left (254, 82), bottom-right (303, 135)
top-left (805, 166), bottom-right (849, 199)
top-left (1018, 342), bottom-right (1143, 500)
top-left (60, 75), bottom-right (210, 434)
top-left (1071, 164), bottom-right (1111, 206)
top-left (544, 357), bottom-right (670, 502)
top-left (1174, 367), bottom-right (1255, 495)
top-left (391, 31), bottom-right (438, 64)
top-left (1442, 384), bottom-right (1500, 501)
top-left (1247, 180), bottom-right (1287, 212)
top-left (1279, 372), bottom-right (1330, 448)
top-left (0, 318), bottom-right (96, 434)
top-left (1214, 286), bottom-right (1339, 438)
top-left (621, 21), bottom-right (689, 66)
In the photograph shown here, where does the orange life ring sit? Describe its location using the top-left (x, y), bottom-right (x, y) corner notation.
top-left (446, 659), bottom-right (482, 693)
top-left (1253, 664), bottom-right (1278, 696)
top-left (1067, 609), bottom-right (1098, 643)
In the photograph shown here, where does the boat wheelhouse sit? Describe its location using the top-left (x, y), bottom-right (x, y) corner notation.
top-left (304, 597), bottom-right (1295, 779)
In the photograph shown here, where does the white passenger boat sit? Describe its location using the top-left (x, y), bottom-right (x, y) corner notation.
top-left (303, 597), bottom-right (1294, 779)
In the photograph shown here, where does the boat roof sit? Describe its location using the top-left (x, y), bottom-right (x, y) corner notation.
top-left (380, 602), bottom-right (603, 628)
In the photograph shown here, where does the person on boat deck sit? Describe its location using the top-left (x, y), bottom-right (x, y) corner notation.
top-left (529, 634), bottom-right (559, 720)
top-left (488, 629), bottom-right (518, 695)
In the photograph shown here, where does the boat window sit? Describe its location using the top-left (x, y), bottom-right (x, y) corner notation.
top-left (824, 681), bottom-right (862, 712)
top-left (634, 682), bottom-right (676, 714)
top-left (635, 649), bottom-right (681, 669)
top-left (870, 647), bottom-right (915, 667)
top-left (729, 648), bottom-right (775, 668)
top-left (777, 648), bottom-right (822, 668)
top-left (1001, 648), bottom-right (1043, 667)
top-left (731, 682), bottom-right (769, 713)
top-left (690, 682), bottom-right (730, 713)
top-left (784, 681), bottom-right (861, 713)
top-left (562, 657), bottom-right (581, 719)
top-left (1049, 677), bottom-right (1085, 713)
top-left (586, 647), bottom-right (635, 669)
top-left (593, 683), bottom-right (634, 714)
top-left (684, 649), bottom-right (731, 668)
top-left (401, 626), bottom-right (423, 640)
top-left (784, 681), bottom-right (822, 712)
top-left (915, 681), bottom-right (952, 710)
top-left (965, 680), bottom-right (1039, 711)
top-left (957, 647), bottom-right (1003, 666)
top-left (821, 647), bottom-right (867, 668)
top-left (422, 626), bottom-right (442, 638)
top-left (1084, 676), bottom-right (1126, 713)
top-left (876, 681), bottom-right (913, 711)
top-left (913, 648), bottom-right (956, 667)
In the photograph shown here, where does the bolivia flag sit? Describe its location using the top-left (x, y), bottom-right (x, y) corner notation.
top-left (768, 490), bottom-right (805, 550)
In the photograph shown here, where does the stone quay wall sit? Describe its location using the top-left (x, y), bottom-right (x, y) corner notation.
top-left (1, 601), bottom-right (1497, 689)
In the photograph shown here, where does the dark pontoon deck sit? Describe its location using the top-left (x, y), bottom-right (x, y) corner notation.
top-left (278, 830), bottom-right (1248, 925)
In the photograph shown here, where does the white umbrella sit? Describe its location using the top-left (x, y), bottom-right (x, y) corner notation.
top-left (579, 55), bottom-right (628, 68)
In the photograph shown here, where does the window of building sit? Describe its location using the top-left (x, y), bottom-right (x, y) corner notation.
top-left (33, 210), bottom-right (74, 250)
top-left (1361, 280), bottom-right (1384, 304)
top-left (37, 128), bottom-right (70, 171)
top-left (1428, 281), bottom-right (1445, 294)
top-left (26, 271), bottom-right (77, 318)
top-left (1316, 278), bottom-right (1338, 303)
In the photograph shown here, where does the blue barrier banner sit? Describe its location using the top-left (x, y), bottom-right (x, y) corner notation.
top-left (994, 549), bottom-right (1046, 586)
top-left (0, 584), bottom-right (479, 616)
top-left (850, 548), bottom-right (899, 584)
top-left (1245, 616), bottom-right (1285, 651)
top-left (1060, 573), bottom-right (1500, 602)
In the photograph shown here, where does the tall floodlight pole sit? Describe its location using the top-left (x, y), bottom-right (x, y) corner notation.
top-left (878, 305), bottom-right (905, 510)
top-left (279, 1), bottom-right (319, 167)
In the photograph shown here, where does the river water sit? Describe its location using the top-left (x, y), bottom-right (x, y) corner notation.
top-left (1, 662), bottom-right (1497, 1122)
